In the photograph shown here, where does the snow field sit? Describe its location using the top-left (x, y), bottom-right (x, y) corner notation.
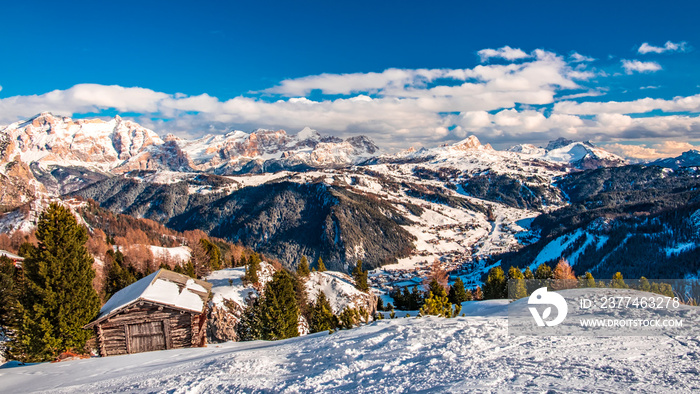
top-left (3, 309), bottom-right (699, 393)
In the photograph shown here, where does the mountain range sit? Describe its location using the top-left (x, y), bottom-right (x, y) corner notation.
top-left (2, 112), bottom-right (699, 279)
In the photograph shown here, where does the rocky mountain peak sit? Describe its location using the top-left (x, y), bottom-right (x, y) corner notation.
top-left (452, 135), bottom-right (484, 151)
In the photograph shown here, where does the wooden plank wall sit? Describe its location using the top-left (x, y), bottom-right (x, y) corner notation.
top-left (94, 302), bottom-right (203, 356)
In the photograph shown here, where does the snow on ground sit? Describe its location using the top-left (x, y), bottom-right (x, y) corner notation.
top-left (3, 301), bottom-right (699, 393)
top-left (206, 263), bottom-right (276, 307)
top-left (148, 245), bottom-right (191, 263)
top-left (305, 271), bottom-right (372, 314)
top-left (666, 242), bottom-right (698, 257)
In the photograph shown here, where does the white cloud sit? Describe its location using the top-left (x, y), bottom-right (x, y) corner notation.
top-left (0, 46), bottom-right (699, 151)
top-left (604, 140), bottom-right (696, 159)
top-left (638, 41), bottom-right (687, 54)
top-left (558, 90), bottom-right (605, 100)
top-left (570, 52), bottom-right (595, 62)
top-left (621, 60), bottom-right (662, 74)
top-left (477, 46), bottom-right (530, 62)
top-left (553, 94), bottom-right (700, 115)
top-left (265, 68), bottom-right (445, 96)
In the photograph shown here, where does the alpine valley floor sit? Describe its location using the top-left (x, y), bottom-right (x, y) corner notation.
top-left (2, 300), bottom-right (699, 393)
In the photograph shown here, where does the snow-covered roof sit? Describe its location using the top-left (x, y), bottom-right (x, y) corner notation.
top-left (0, 250), bottom-right (24, 261)
top-left (87, 269), bottom-right (212, 327)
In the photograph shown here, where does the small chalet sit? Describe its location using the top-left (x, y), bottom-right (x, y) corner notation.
top-left (85, 269), bottom-right (212, 357)
top-left (0, 249), bottom-right (24, 268)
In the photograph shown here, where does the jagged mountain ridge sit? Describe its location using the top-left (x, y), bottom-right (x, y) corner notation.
top-left (0, 112), bottom-right (659, 277)
top-left (0, 113), bottom-right (379, 176)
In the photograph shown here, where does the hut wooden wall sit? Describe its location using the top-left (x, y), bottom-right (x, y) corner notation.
top-left (94, 302), bottom-right (207, 357)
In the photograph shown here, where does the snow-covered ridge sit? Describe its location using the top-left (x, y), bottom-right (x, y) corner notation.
top-left (0, 113), bottom-right (379, 175)
top-left (2, 113), bottom-right (628, 179)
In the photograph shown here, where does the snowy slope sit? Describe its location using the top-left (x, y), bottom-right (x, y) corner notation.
top-left (2, 305), bottom-right (699, 393)
top-left (305, 271), bottom-right (376, 314)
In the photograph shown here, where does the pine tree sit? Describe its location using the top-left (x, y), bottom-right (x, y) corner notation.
top-left (244, 254), bottom-right (261, 284)
top-left (199, 239), bottom-right (222, 271)
top-left (309, 291), bottom-right (337, 333)
top-left (103, 249), bottom-right (136, 300)
top-left (483, 266), bottom-right (507, 299)
top-left (534, 263), bottom-right (553, 290)
top-left (611, 272), bottom-right (628, 289)
top-left (639, 276), bottom-right (651, 292)
top-left (237, 296), bottom-right (263, 341)
top-left (534, 263), bottom-right (553, 280)
top-left (419, 281), bottom-right (456, 317)
top-left (317, 257), bottom-right (327, 272)
top-left (507, 266), bottom-right (527, 299)
top-left (523, 266), bottom-right (537, 294)
top-left (409, 286), bottom-right (424, 310)
top-left (297, 255), bottom-right (310, 277)
top-left (579, 272), bottom-right (596, 288)
top-left (0, 256), bottom-right (21, 360)
top-left (352, 260), bottom-right (369, 292)
top-left (17, 203), bottom-right (100, 362)
top-left (259, 270), bottom-right (299, 340)
top-left (448, 277), bottom-right (471, 304)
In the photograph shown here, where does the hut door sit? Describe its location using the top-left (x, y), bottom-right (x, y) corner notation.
top-left (128, 321), bottom-right (167, 353)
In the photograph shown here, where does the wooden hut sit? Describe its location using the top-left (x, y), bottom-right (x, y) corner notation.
top-left (85, 269), bottom-right (212, 357)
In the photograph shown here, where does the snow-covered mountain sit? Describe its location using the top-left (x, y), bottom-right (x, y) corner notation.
top-left (650, 149), bottom-right (700, 169)
top-left (0, 113), bottom-right (379, 177)
top-left (509, 137), bottom-right (627, 169)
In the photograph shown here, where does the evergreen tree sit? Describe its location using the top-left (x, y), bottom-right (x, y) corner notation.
top-left (409, 286), bottom-right (424, 310)
top-left (259, 270), bottom-right (299, 340)
top-left (0, 256), bottom-right (21, 360)
top-left (17, 203), bottom-right (100, 361)
top-left (534, 263), bottom-right (553, 280)
top-left (237, 297), bottom-right (263, 341)
top-left (523, 266), bottom-right (537, 294)
top-left (244, 254), bottom-right (261, 284)
top-left (292, 271), bottom-right (310, 321)
top-left (297, 255), bottom-right (310, 277)
top-left (448, 277), bottom-right (471, 304)
top-left (103, 249), bottom-right (137, 300)
top-left (507, 266), bottom-right (527, 299)
top-left (317, 257), bottom-right (327, 272)
top-left (199, 239), bottom-right (222, 271)
top-left (483, 266), bottom-right (507, 299)
top-left (579, 272), bottom-right (596, 288)
top-left (534, 263), bottom-right (553, 290)
top-left (639, 276), bottom-right (651, 292)
top-left (309, 291), bottom-right (337, 333)
top-left (420, 281), bottom-right (458, 317)
top-left (184, 260), bottom-right (196, 278)
top-left (376, 296), bottom-right (384, 312)
top-left (352, 260), bottom-right (369, 292)
top-left (427, 278), bottom-right (444, 298)
top-left (611, 272), bottom-right (628, 289)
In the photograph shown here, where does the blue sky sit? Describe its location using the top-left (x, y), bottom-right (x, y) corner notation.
top-left (1, 0), bottom-right (699, 158)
